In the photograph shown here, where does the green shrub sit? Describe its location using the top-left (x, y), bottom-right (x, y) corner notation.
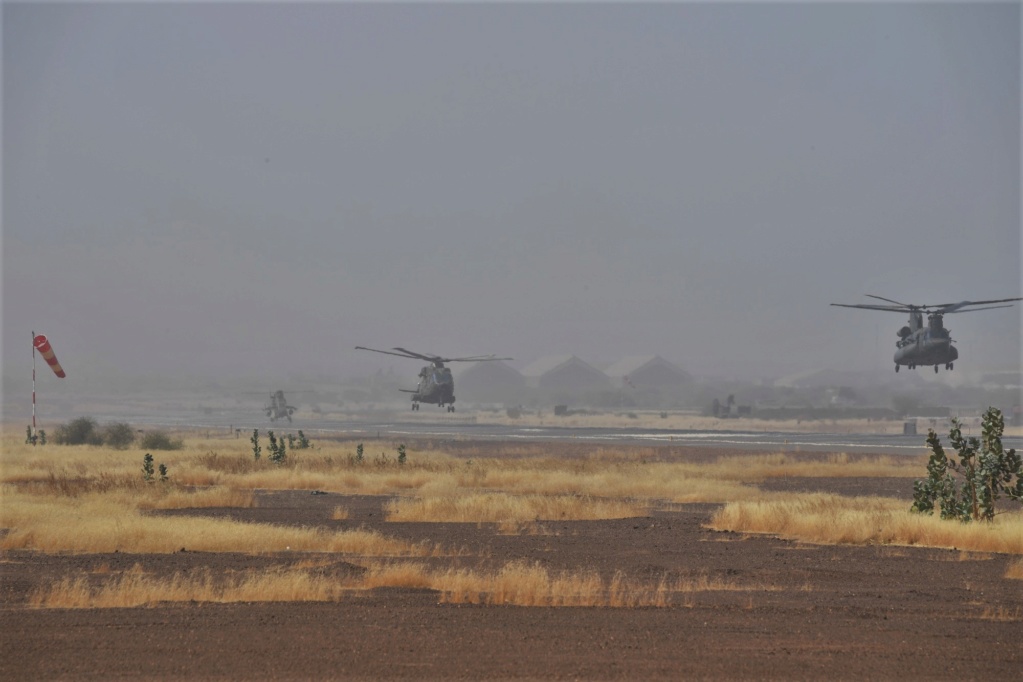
top-left (267, 430), bottom-right (286, 465)
top-left (251, 429), bottom-right (261, 460)
top-left (54, 417), bottom-right (103, 446)
top-left (139, 430), bottom-right (183, 451)
top-left (911, 407), bottom-right (1022, 522)
top-left (103, 422), bottom-right (136, 449)
top-left (142, 453), bottom-right (154, 482)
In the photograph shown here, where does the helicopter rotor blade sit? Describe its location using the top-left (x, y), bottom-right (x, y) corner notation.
top-left (830, 303), bottom-right (909, 313)
top-left (864, 294), bottom-right (914, 308)
top-left (355, 346), bottom-right (423, 360)
top-left (445, 355), bottom-right (515, 363)
top-left (391, 347), bottom-right (444, 363)
top-left (943, 304), bottom-right (1016, 314)
top-left (938, 298), bottom-right (1022, 313)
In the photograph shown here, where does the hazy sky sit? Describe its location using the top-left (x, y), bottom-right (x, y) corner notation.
top-left (3, 2), bottom-right (1020, 390)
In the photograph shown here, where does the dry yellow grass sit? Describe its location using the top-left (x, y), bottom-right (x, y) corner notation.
top-left (2, 430), bottom-right (922, 513)
top-left (30, 560), bottom-right (776, 609)
top-left (978, 606), bottom-right (1022, 622)
top-left (0, 489), bottom-right (434, 556)
top-left (30, 565), bottom-right (350, 608)
top-left (709, 495), bottom-right (1023, 554)
top-left (384, 492), bottom-right (646, 523)
top-left (1006, 558), bottom-right (1023, 580)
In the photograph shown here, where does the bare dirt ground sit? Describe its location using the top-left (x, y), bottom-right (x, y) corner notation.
top-left (2, 448), bottom-right (1021, 681)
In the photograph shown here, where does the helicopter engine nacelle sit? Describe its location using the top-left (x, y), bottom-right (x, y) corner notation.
top-left (897, 326), bottom-right (912, 339)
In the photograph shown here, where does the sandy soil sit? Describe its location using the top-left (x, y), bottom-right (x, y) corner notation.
top-left (2, 455), bottom-right (1021, 680)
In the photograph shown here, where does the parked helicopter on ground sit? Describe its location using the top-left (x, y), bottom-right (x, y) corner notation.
top-left (355, 347), bottom-right (512, 411)
top-left (831, 295), bottom-right (1022, 373)
top-left (265, 390), bottom-right (297, 422)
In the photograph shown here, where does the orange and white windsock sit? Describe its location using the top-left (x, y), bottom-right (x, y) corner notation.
top-left (33, 335), bottom-right (66, 378)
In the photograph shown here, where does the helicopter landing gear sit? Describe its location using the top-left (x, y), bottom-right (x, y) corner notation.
top-left (447, 405), bottom-right (455, 413)
top-left (895, 364), bottom-right (900, 373)
top-left (945, 362), bottom-right (953, 371)
top-left (934, 365), bottom-right (939, 374)
top-left (412, 402), bottom-right (419, 411)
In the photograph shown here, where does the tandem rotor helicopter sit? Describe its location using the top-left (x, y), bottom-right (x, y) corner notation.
top-left (355, 347), bottom-right (512, 411)
top-left (831, 295), bottom-right (1022, 373)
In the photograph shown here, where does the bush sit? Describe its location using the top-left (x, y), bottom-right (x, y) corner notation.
top-left (54, 417), bottom-right (103, 446)
top-left (103, 422), bottom-right (136, 449)
top-left (911, 407), bottom-right (1022, 522)
top-left (139, 430), bottom-right (183, 451)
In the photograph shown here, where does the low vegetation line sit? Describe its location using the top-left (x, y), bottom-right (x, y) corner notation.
top-left (384, 493), bottom-right (647, 523)
top-left (1, 491), bottom-right (437, 556)
top-left (31, 561), bottom-right (778, 609)
top-left (709, 494), bottom-right (1023, 555)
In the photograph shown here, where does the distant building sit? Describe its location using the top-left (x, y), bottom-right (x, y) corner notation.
top-left (604, 355), bottom-right (692, 388)
top-left (520, 355), bottom-right (609, 390)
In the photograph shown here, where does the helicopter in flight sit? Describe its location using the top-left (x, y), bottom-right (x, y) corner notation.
top-left (265, 389), bottom-right (297, 422)
top-left (355, 346), bottom-right (512, 412)
top-left (831, 295), bottom-right (1022, 373)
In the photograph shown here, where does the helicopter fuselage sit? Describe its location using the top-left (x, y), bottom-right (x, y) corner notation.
top-left (410, 365), bottom-right (455, 408)
top-left (894, 328), bottom-right (958, 368)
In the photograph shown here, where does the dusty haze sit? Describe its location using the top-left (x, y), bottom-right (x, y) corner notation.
top-left (3, 3), bottom-right (1020, 405)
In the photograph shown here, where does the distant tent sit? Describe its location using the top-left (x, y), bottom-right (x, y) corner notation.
top-left (604, 355), bottom-right (691, 388)
top-left (520, 355), bottom-right (609, 390)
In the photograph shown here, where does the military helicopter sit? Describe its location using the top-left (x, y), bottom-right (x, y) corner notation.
top-left (831, 295), bottom-right (1022, 373)
top-left (355, 346), bottom-right (512, 411)
top-left (265, 389), bottom-right (297, 422)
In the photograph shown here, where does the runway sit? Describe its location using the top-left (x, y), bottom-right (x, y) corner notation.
top-left (111, 409), bottom-right (1023, 455)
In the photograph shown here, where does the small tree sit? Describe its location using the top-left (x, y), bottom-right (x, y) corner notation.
top-left (140, 430), bottom-right (182, 451)
top-left (54, 417), bottom-right (103, 445)
top-left (38, 429), bottom-right (46, 445)
top-left (911, 407), bottom-right (1022, 522)
top-left (268, 430), bottom-right (286, 465)
top-left (142, 453), bottom-right (154, 482)
top-left (251, 429), bottom-right (261, 461)
top-left (355, 443), bottom-right (364, 464)
top-left (25, 425), bottom-right (37, 445)
top-left (297, 430), bottom-right (310, 449)
top-left (103, 422), bottom-right (136, 450)
top-left (397, 443), bottom-right (407, 466)
top-left (287, 433), bottom-right (295, 448)
top-left (158, 463), bottom-right (169, 482)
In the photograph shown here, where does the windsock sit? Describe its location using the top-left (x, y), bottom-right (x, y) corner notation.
top-left (33, 335), bottom-right (66, 378)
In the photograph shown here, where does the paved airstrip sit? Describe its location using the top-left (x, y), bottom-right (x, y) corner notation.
top-left (91, 408), bottom-right (1021, 454)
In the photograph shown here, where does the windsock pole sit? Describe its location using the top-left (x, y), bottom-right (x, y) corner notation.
top-left (31, 330), bottom-right (37, 439)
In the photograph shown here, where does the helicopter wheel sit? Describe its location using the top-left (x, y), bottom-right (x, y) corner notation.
top-left (895, 364), bottom-right (900, 373)
top-left (949, 362), bottom-right (953, 370)
top-left (934, 365), bottom-right (939, 374)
